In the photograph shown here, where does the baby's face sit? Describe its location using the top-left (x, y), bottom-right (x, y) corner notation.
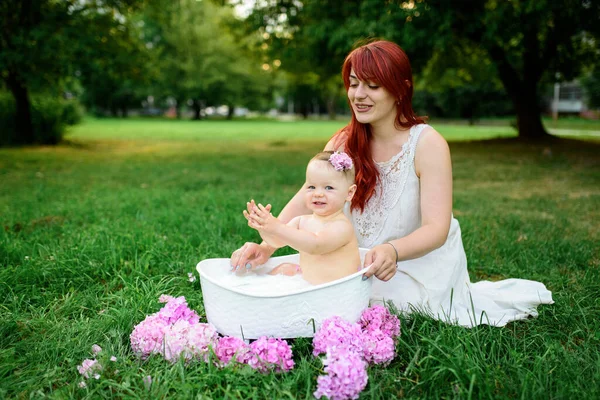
top-left (303, 160), bottom-right (356, 217)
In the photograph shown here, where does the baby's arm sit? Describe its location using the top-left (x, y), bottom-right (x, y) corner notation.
top-left (275, 220), bottom-right (353, 255)
top-left (254, 217), bottom-right (301, 249)
top-left (244, 201), bottom-right (300, 248)
top-left (249, 205), bottom-right (353, 255)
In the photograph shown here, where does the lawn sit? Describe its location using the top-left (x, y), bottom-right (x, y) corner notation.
top-left (1, 118), bottom-right (599, 399)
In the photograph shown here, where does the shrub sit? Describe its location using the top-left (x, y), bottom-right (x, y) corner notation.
top-left (0, 90), bottom-right (84, 146)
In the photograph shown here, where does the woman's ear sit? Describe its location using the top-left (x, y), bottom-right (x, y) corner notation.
top-left (346, 184), bottom-right (358, 202)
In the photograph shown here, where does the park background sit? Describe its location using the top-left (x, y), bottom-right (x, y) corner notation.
top-left (1, 0), bottom-right (599, 399)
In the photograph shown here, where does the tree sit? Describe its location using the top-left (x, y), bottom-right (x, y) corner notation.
top-left (245, 0), bottom-right (365, 119)
top-left (581, 67), bottom-right (600, 110)
top-left (245, 0), bottom-right (600, 139)
top-left (0, 0), bottom-right (146, 144)
top-left (403, 0), bottom-right (600, 139)
top-left (144, 0), bottom-right (270, 120)
top-left (76, 12), bottom-right (152, 117)
top-left (416, 42), bottom-right (514, 122)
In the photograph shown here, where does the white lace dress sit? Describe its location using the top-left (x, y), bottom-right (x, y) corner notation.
top-left (349, 124), bottom-right (554, 327)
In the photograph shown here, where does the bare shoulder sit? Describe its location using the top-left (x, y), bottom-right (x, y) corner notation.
top-left (416, 126), bottom-right (449, 153)
top-left (414, 126), bottom-right (451, 175)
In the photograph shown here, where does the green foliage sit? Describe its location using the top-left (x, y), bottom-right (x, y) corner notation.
top-left (415, 45), bottom-right (514, 119)
top-left (0, 91), bottom-right (83, 146)
top-left (581, 67), bottom-right (600, 109)
top-left (246, 0), bottom-right (600, 137)
top-left (0, 119), bottom-right (599, 398)
top-left (0, 0), bottom-right (147, 143)
top-left (142, 0), bottom-right (271, 118)
top-left (76, 10), bottom-right (154, 117)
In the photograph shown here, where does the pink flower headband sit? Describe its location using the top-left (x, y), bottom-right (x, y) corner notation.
top-left (329, 152), bottom-right (353, 171)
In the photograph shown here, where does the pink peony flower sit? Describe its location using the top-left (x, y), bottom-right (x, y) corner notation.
top-left (359, 305), bottom-right (401, 339)
top-left (361, 329), bottom-right (396, 365)
top-left (215, 336), bottom-right (252, 366)
top-left (314, 346), bottom-right (368, 400)
top-left (130, 313), bottom-right (171, 359)
top-left (248, 336), bottom-right (294, 373)
top-left (157, 295), bottom-right (200, 325)
top-left (328, 152), bottom-right (353, 171)
top-left (91, 344), bottom-right (102, 355)
top-left (130, 295), bottom-right (201, 359)
top-left (163, 320), bottom-right (218, 363)
top-left (110, 356), bottom-right (117, 362)
top-left (77, 359), bottom-right (102, 379)
top-left (158, 294), bottom-right (174, 303)
top-left (312, 316), bottom-right (364, 357)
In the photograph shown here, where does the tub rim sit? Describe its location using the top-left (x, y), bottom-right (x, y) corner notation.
top-left (196, 254), bottom-right (371, 299)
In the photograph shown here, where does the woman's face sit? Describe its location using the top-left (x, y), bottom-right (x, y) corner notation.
top-left (347, 68), bottom-right (397, 128)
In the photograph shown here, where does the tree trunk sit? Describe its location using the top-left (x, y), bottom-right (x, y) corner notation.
top-left (227, 104), bottom-right (234, 120)
top-left (327, 95), bottom-right (337, 120)
top-left (191, 99), bottom-right (202, 120)
top-left (175, 98), bottom-right (183, 119)
top-left (504, 84), bottom-right (549, 140)
top-left (300, 103), bottom-right (309, 119)
top-left (514, 91), bottom-right (547, 140)
top-left (5, 71), bottom-right (34, 145)
top-left (487, 45), bottom-right (550, 140)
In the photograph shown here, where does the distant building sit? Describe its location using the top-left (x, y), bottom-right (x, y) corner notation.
top-left (547, 80), bottom-right (597, 118)
top-left (556, 81), bottom-right (584, 113)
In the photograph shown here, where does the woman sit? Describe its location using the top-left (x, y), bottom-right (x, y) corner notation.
top-left (231, 40), bottom-right (553, 327)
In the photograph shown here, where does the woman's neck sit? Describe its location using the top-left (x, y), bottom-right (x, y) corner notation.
top-left (369, 114), bottom-right (410, 143)
top-left (368, 119), bottom-right (413, 163)
top-left (370, 124), bottom-right (410, 145)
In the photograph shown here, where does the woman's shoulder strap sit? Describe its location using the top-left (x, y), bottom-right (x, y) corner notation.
top-left (409, 124), bottom-right (429, 156)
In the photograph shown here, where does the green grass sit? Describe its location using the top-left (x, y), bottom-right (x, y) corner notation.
top-left (1, 118), bottom-right (599, 399)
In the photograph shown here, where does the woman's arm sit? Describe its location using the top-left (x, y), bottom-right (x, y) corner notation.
top-left (393, 127), bottom-right (452, 258)
top-left (275, 188), bottom-right (311, 224)
top-left (363, 127), bottom-right (452, 281)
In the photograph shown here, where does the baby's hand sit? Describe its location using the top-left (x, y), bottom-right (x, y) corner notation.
top-left (243, 200), bottom-right (268, 230)
top-left (243, 200), bottom-right (269, 226)
top-left (243, 201), bottom-right (280, 233)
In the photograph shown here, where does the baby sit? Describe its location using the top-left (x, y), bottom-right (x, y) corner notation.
top-left (243, 151), bottom-right (361, 285)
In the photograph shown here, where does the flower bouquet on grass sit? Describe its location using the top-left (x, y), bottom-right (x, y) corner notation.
top-left (77, 295), bottom-right (400, 400)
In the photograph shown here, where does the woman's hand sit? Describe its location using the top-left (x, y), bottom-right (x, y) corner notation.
top-left (230, 241), bottom-right (275, 272)
top-left (362, 244), bottom-right (398, 281)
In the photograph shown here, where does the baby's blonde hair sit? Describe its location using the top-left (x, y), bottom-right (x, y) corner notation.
top-left (309, 151), bottom-right (356, 182)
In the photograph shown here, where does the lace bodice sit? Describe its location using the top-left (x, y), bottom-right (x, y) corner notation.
top-left (349, 124), bottom-right (427, 248)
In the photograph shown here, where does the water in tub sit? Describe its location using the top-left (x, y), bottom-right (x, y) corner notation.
top-left (218, 268), bottom-right (312, 295)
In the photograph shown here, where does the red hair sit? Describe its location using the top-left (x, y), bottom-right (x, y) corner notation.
top-left (333, 40), bottom-right (426, 212)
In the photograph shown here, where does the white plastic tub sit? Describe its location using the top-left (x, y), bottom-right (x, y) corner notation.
top-left (196, 249), bottom-right (371, 339)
